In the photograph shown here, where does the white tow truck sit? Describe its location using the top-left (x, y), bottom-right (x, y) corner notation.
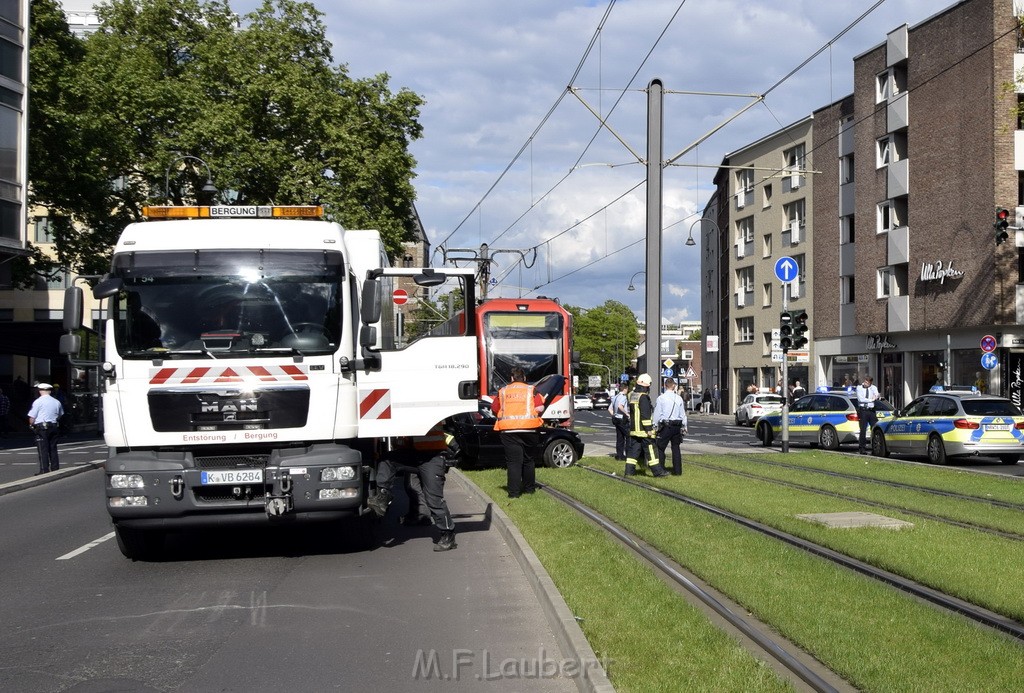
top-left (61, 205), bottom-right (479, 559)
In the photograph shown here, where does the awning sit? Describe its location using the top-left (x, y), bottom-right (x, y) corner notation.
top-left (0, 322), bottom-right (67, 361)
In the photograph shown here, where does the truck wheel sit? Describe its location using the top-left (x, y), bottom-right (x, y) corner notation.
top-left (114, 526), bottom-right (164, 561)
top-left (543, 439), bottom-right (578, 468)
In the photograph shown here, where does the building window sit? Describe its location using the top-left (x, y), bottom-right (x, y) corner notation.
top-left (840, 215), bottom-right (855, 244)
top-left (736, 316), bottom-right (754, 343)
top-left (762, 282), bottom-right (772, 307)
top-left (736, 168), bottom-right (754, 194)
top-left (736, 266), bottom-right (754, 294)
top-left (34, 217), bottom-right (55, 244)
top-left (877, 201), bottom-right (893, 234)
top-left (736, 217), bottom-right (753, 258)
top-left (762, 183), bottom-right (772, 208)
top-left (783, 199), bottom-right (806, 245)
top-left (876, 69), bottom-right (894, 102)
top-left (762, 233), bottom-right (772, 258)
top-left (841, 276), bottom-right (855, 304)
top-left (34, 309), bottom-right (64, 321)
top-left (876, 136), bottom-right (892, 167)
top-left (783, 144), bottom-right (806, 191)
top-left (840, 154), bottom-right (855, 184)
top-left (877, 267), bottom-right (892, 298)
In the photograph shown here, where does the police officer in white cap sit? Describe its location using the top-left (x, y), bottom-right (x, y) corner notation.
top-left (27, 383), bottom-right (64, 474)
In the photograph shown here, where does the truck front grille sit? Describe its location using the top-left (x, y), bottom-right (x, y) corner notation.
top-left (194, 454), bottom-right (269, 470)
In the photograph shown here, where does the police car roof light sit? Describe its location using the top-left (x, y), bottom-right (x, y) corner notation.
top-left (928, 384), bottom-right (979, 395)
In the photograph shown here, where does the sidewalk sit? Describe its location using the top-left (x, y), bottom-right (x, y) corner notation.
top-left (0, 430), bottom-right (105, 496)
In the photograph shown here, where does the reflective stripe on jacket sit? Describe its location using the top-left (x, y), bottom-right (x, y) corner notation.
top-left (629, 390), bottom-right (653, 435)
top-left (494, 382), bottom-right (543, 431)
top-left (412, 422), bottom-right (450, 451)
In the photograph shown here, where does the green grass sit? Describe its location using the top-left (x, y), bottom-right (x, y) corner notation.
top-left (587, 456), bottom-right (1024, 622)
top-left (466, 468), bottom-right (793, 693)
top-left (466, 461), bottom-right (1024, 691)
top-left (693, 454), bottom-right (1024, 535)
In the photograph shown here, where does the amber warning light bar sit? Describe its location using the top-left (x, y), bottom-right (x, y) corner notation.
top-left (142, 205), bottom-right (324, 220)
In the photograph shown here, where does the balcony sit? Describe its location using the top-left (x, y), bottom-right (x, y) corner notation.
top-left (887, 93), bottom-right (908, 132)
top-left (887, 225), bottom-right (909, 265)
top-left (887, 157), bottom-right (909, 198)
top-left (888, 295), bottom-right (910, 332)
top-left (839, 242), bottom-right (856, 276)
top-left (840, 302), bottom-right (856, 336)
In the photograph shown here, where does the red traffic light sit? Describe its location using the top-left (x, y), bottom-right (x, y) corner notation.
top-left (997, 208), bottom-right (1010, 221)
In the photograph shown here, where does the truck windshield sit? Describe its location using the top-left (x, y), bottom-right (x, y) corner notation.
top-left (110, 249), bottom-right (344, 358)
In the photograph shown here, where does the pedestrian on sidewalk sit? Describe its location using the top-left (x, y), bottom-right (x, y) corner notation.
top-left (27, 383), bottom-right (63, 474)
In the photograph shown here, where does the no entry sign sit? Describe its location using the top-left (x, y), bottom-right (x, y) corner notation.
top-left (392, 288), bottom-right (409, 305)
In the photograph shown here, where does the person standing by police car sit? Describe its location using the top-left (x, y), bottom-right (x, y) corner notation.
top-left (493, 368), bottom-right (545, 498)
top-left (625, 374), bottom-right (669, 478)
top-left (27, 383), bottom-right (63, 475)
top-left (856, 375), bottom-right (880, 454)
top-left (653, 378), bottom-right (687, 476)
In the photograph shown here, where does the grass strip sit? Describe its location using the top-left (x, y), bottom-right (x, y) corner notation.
top-left (531, 464), bottom-right (1024, 691)
top-left (588, 456), bottom-right (1024, 622)
top-left (465, 468), bottom-right (793, 693)
top-left (751, 448), bottom-right (1024, 505)
top-left (693, 454), bottom-right (1024, 535)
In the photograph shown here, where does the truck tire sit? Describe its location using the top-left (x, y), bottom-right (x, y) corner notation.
top-left (114, 526), bottom-right (164, 561)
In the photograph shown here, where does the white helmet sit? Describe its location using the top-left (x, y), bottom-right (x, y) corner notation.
top-left (636, 373), bottom-right (652, 387)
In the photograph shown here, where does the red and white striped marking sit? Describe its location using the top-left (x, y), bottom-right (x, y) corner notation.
top-left (149, 365), bottom-right (308, 385)
top-left (359, 388), bottom-right (392, 420)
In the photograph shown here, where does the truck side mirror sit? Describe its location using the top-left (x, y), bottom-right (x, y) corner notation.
top-left (59, 333), bottom-right (81, 357)
top-left (63, 287), bottom-right (83, 331)
top-left (360, 279), bottom-right (382, 324)
top-left (93, 274), bottom-right (123, 299)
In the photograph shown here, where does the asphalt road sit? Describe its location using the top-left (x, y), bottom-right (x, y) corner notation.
top-left (0, 458), bottom-right (580, 693)
top-left (572, 408), bottom-right (1024, 477)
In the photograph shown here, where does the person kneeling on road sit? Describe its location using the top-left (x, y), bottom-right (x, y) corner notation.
top-left (624, 373), bottom-right (668, 478)
top-left (368, 421), bottom-right (459, 551)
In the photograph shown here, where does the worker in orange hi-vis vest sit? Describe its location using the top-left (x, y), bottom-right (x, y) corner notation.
top-left (492, 367), bottom-right (545, 499)
top-left (368, 421), bottom-right (460, 551)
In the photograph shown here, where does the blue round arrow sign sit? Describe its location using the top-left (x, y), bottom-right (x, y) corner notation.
top-left (774, 256), bottom-right (798, 283)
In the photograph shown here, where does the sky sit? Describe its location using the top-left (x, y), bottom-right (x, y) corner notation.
top-left (64, 0), bottom-right (943, 324)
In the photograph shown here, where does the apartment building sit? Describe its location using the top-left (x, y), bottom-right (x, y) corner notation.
top-left (705, 0), bottom-right (1024, 413)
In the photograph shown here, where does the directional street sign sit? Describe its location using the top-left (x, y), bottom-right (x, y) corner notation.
top-left (981, 352), bottom-right (999, 371)
top-left (981, 334), bottom-right (997, 353)
top-left (774, 256), bottom-right (799, 283)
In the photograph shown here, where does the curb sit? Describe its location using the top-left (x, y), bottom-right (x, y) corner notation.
top-left (451, 469), bottom-right (615, 693)
top-left (0, 461), bottom-right (103, 498)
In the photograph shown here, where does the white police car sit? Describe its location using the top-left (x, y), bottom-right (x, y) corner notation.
top-left (870, 385), bottom-right (1024, 465)
top-left (756, 386), bottom-right (894, 450)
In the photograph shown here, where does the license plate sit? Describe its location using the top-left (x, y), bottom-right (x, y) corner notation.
top-left (200, 469), bottom-right (264, 485)
top-left (985, 424), bottom-right (1011, 432)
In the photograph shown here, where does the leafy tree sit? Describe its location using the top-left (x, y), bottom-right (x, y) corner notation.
top-left (22, 0), bottom-right (423, 285)
top-left (566, 300), bottom-right (639, 389)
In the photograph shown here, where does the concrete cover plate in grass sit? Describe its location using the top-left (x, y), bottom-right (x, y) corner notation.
top-left (796, 511), bottom-right (914, 529)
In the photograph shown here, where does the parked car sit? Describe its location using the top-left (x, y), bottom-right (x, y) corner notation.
top-left (449, 400), bottom-right (585, 468)
top-left (573, 394), bottom-right (594, 411)
top-left (755, 387), bottom-right (894, 450)
top-left (735, 393), bottom-right (785, 426)
top-left (590, 390), bottom-right (611, 408)
top-left (870, 386), bottom-right (1024, 465)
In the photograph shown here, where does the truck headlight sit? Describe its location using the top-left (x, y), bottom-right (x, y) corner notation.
top-left (110, 474), bottom-right (144, 489)
top-left (109, 495), bottom-right (148, 507)
top-left (320, 466), bottom-right (357, 482)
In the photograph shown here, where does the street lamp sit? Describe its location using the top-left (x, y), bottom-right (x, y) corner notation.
top-left (685, 219), bottom-right (704, 246)
top-left (627, 270), bottom-right (646, 291)
top-left (165, 155), bottom-right (218, 203)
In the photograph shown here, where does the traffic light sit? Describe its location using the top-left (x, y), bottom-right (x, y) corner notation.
top-left (791, 309), bottom-right (809, 350)
top-left (779, 311), bottom-right (794, 353)
top-left (995, 207), bottom-right (1010, 245)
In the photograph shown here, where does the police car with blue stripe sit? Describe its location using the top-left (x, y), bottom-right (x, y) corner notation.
top-left (756, 386), bottom-right (894, 450)
top-left (869, 385), bottom-right (1024, 465)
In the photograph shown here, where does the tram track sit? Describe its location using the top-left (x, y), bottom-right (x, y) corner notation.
top-left (743, 456), bottom-right (1024, 511)
top-left (538, 481), bottom-right (847, 693)
top-left (689, 459), bottom-right (1024, 542)
top-left (576, 464), bottom-right (1024, 641)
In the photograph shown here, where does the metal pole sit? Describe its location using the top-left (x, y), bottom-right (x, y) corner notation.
top-left (781, 283), bottom-right (789, 453)
top-left (645, 79), bottom-right (663, 379)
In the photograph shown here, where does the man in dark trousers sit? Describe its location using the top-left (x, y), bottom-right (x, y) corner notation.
top-left (368, 421), bottom-right (459, 551)
top-left (27, 383), bottom-right (64, 475)
top-left (610, 382), bottom-right (630, 461)
top-left (653, 378), bottom-right (687, 475)
top-left (855, 375), bottom-right (880, 454)
top-left (492, 367), bottom-right (545, 498)
top-left (624, 374), bottom-right (668, 478)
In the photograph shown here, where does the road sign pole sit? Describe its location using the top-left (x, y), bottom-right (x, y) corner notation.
top-left (781, 283), bottom-right (789, 454)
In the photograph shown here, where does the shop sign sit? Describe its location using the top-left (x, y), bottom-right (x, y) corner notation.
top-left (919, 260), bottom-right (965, 284)
top-left (866, 334), bottom-right (897, 351)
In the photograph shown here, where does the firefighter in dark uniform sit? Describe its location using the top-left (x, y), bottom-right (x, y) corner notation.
top-left (368, 421), bottom-right (459, 551)
top-left (624, 374), bottom-right (668, 477)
